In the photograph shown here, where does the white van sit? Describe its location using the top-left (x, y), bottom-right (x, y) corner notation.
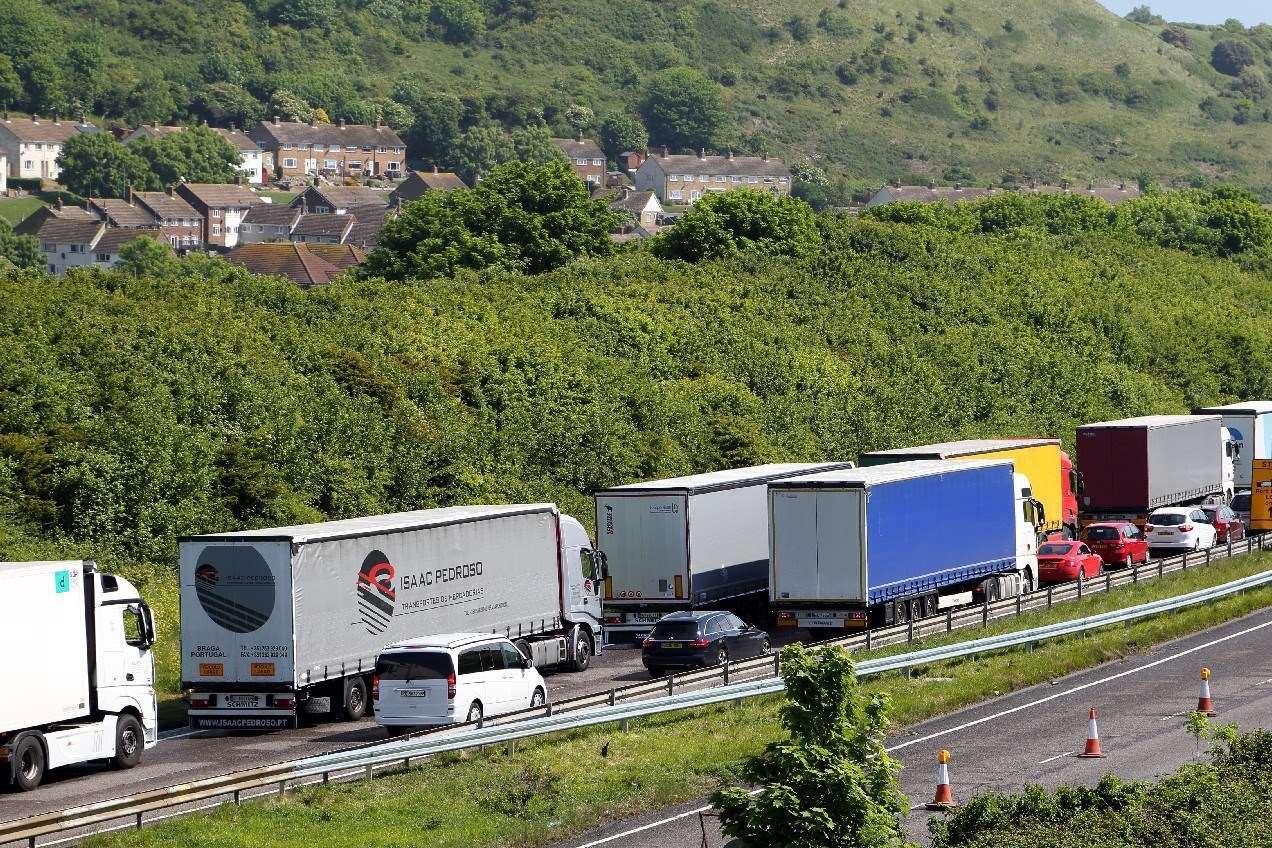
top-left (372, 633), bottom-right (547, 730)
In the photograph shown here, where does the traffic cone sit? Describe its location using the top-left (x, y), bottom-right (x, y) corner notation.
top-left (1197, 667), bottom-right (1217, 716)
top-left (1078, 706), bottom-right (1106, 758)
top-left (926, 749), bottom-right (956, 810)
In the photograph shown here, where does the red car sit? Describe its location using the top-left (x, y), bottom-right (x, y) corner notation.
top-left (1037, 541), bottom-right (1104, 585)
top-left (1202, 505), bottom-right (1246, 543)
top-left (1081, 521), bottom-right (1149, 568)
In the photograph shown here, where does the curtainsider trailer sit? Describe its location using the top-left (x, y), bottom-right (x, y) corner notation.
top-left (1076, 415), bottom-right (1235, 526)
top-left (1192, 401), bottom-right (1272, 490)
top-left (180, 505), bottom-right (604, 729)
top-left (860, 438), bottom-right (1079, 539)
top-left (768, 460), bottom-right (1042, 633)
top-left (596, 462), bottom-right (856, 643)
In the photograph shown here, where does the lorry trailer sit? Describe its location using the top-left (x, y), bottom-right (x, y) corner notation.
top-left (180, 504), bottom-right (604, 729)
top-left (0, 561), bottom-right (158, 791)
top-left (1192, 401), bottom-right (1272, 490)
top-left (860, 438), bottom-right (1079, 539)
top-left (1076, 415), bottom-right (1235, 526)
top-left (768, 460), bottom-right (1042, 632)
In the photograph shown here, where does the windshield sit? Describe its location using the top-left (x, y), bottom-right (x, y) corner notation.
top-left (375, 652), bottom-right (454, 680)
top-left (1084, 527), bottom-right (1120, 542)
top-left (649, 622), bottom-right (700, 640)
top-left (1153, 513), bottom-right (1188, 526)
top-left (1231, 493), bottom-right (1250, 511)
top-left (1038, 543), bottom-right (1073, 556)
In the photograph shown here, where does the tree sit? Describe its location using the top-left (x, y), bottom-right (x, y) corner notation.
top-left (1125, 5), bottom-right (1163, 24)
top-left (510, 124), bottom-right (569, 165)
top-left (136, 125), bottom-right (241, 185)
top-left (447, 124), bottom-right (514, 184)
top-left (362, 160), bottom-right (620, 280)
top-left (0, 218), bottom-right (40, 269)
top-left (117, 235), bottom-right (178, 277)
top-left (57, 133), bottom-right (157, 198)
top-left (641, 67), bottom-right (728, 151)
top-left (274, 0), bottom-right (337, 30)
top-left (268, 89), bottom-right (315, 123)
top-left (712, 644), bottom-right (908, 848)
top-left (403, 91), bottom-right (464, 164)
top-left (194, 83), bottom-right (265, 127)
top-left (599, 112), bottom-right (648, 161)
top-left (653, 189), bottom-right (822, 263)
top-left (429, 0), bottom-right (485, 43)
top-left (564, 104), bottom-right (594, 134)
top-left (1211, 40), bottom-right (1255, 76)
top-left (0, 54), bottom-right (22, 107)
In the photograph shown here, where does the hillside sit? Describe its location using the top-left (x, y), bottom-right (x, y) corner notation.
top-left (2, 0), bottom-right (1271, 196)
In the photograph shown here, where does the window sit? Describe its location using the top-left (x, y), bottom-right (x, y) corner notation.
top-left (122, 604), bottom-right (147, 647)
top-left (212, 209), bottom-right (222, 218)
top-left (346, 145), bottom-right (357, 152)
top-left (714, 175), bottom-right (726, 182)
top-left (649, 621), bottom-right (700, 640)
top-left (501, 643), bottom-right (525, 668)
top-left (748, 176), bottom-right (758, 184)
top-left (386, 162), bottom-right (399, 170)
top-left (779, 177), bottom-right (789, 183)
top-left (48, 264), bottom-right (56, 273)
top-left (274, 226), bottom-right (285, 234)
top-left (283, 157), bottom-right (297, 168)
top-left (315, 205), bottom-right (330, 213)
top-left (313, 144), bottom-right (324, 152)
top-left (362, 145), bottom-right (372, 152)
top-left (301, 143), bottom-right (312, 150)
top-left (24, 160), bottom-right (33, 169)
top-left (726, 614), bottom-right (747, 630)
top-left (212, 224), bottom-right (221, 235)
top-left (35, 143), bottom-right (43, 150)
top-left (699, 175), bottom-right (709, 183)
top-left (669, 175), bottom-right (679, 182)
top-left (377, 146), bottom-right (387, 153)
top-left (348, 161), bottom-right (362, 170)
top-left (457, 648), bottom-right (481, 676)
top-left (376, 651), bottom-right (454, 680)
top-left (705, 617), bottom-right (724, 635)
top-left (282, 143), bottom-right (295, 150)
top-left (731, 176), bottom-right (741, 183)
top-left (764, 176), bottom-right (775, 183)
top-left (68, 244), bottom-right (80, 253)
top-left (579, 549), bottom-right (597, 581)
top-left (256, 225), bottom-right (264, 233)
top-left (41, 242), bottom-right (53, 252)
top-left (325, 159), bottom-right (338, 169)
top-left (592, 158), bottom-right (603, 166)
top-left (96, 252), bottom-right (110, 261)
top-left (669, 190), bottom-right (683, 200)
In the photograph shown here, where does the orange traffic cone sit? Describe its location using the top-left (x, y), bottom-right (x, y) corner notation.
top-left (926, 749), bottom-right (956, 810)
top-left (1078, 706), bottom-right (1106, 758)
top-left (1197, 667), bottom-right (1216, 716)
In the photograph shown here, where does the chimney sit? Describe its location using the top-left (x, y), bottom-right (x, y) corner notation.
top-left (1087, 180), bottom-right (1094, 191)
top-left (309, 116), bottom-right (316, 128)
top-left (339, 118), bottom-right (346, 129)
top-left (55, 197), bottom-right (63, 210)
top-left (762, 152), bottom-right (769, 162)
top-left (126, 185), bottom-right (133, 204)
top-left (661, 145), bottom-right (668, 157)
top-left (202, 119), bottom-right (209, 127)
top-left (698, 148), bottom-right (705, 159)
top-left (78, 113), bottom-right (86, 125)
top-left (53, 114), bottom-right (60, 125)
top-left (31, 114), bottom-right (38, 124)
top-left (1119, 182), bottom-right (1127, 191)
top-left (375, 117), bottom-right (382, 129)
top-left (432, 164), bottom-right (439, 174)
top-left (576, 130), bottom-right (583, 142)
top-left (273, 115), bottom-right (280, 126)
top-left (954, 183), bottom-right (962, 191)
top-left (727, 150), bottom-right (734, 161)
top-left (152, 120), bottom-right (158, 130)
top-left (229, 122), bottom-right (236, 132)
top-left (165, 185), bottom-right (174, 197)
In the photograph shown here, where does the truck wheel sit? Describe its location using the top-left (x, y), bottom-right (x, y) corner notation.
top-left (342, 676), bottom-right (369, 721)
top-left (12, 735), bottom-right (45, 791)
top-left (112, 715), bottom-right (144, 770)
top-left (570, 630), bottom-right (593, 672)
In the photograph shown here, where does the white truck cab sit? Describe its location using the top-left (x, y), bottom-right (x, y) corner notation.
top-left (0, 561), bottom-right (158, 791)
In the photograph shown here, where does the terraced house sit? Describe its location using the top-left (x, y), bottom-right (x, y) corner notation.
top-left (250, 117), bottom-right (406, 181)
top-left (634, 150), bottom-right (792, 205)
top-left (0, 114), bottom-right (98, 181)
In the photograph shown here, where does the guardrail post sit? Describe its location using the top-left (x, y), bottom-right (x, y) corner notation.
top-left (982, 598), bottom-right (988, 626)
top-left (608, 689), bottom-right (616, 707)
top-left (1077, 576), bottom-right (1083, 600)
top-left (234, 789), bottom-right (241, 804)
top-left (724, 660), bottom-right (730, 685)
top-left (1105, 573), bottom-right (1111, 593)
top-left (1206, 547), bottom-right (1211, 566)
top-left (1016, 591), bottom-right (1022, 616)
top-left (364, 764), bottom-right (373, 781)
top-left (907, 617), bottom-right (914, 643)
top-left (280, 779), bottom-right (287, 795)
top-left (321, 772), bottom-right (328, 785)
top-left (1228, 540), bottom-right (1233, 558)
top-left (1183, 552), bottom-right (1189, 570)
top-left (136, 812), bottom-right (143, 830)
top-left (774, 653), bottom-right (781, 675)
top-left (1047, 586), bottom-right (1053, 608)
top-left (1158, 558), bottom-right (1164, 578)
top-left (621, 718), bottom-right (630, 731)
top-left (865, 628), bottom-right (872, 650)
top-left (668, 676), bottom-right (675, 696)
top-left (946, 610), bottom-right (952, 632)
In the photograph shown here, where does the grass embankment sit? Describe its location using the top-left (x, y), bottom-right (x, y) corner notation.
top-left (0, 197), bottom-right (43, 226)
top-left (86, 552), bottom-right (1272, 848)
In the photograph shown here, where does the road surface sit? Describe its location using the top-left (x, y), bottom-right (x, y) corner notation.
top-left (552, 605), bottom-right (1272, 848)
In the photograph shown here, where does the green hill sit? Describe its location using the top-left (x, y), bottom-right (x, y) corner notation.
top-left (2, 0), bottom-right (1271, 195)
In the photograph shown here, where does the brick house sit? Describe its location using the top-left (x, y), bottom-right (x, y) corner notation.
top-left (132, 189), bottom-right (204, 251)
top-left (124, 122), bottom-right (265, 184)
top-left (36, 218), bottom-right (160, 276)
top-left (0, 114), bottom-right (99, 181)
top-left (634, 150), bottom-right (792, 204)
top-left (291, 213), bottom-right (355, 245)
top-left (388, 167), bottom-right (467, 205)
top-left (552, 136), bottom-right (606, 187)
top-left (238, 203), bottom-right (304, 244)
top-left (250, 117), bottom-right (406, 181)
top-left (175, 182), bottom-right (262, 249)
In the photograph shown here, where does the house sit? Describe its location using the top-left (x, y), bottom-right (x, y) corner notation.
top-left (618, 151), bottom-right (646, 175)
top-left (292, 185), bottom-right (388, 215)
top-left (345, 204), bottom-right (392, 248)
top-left (238, 203), bottom-right (304, 244)
top-left (634, 150), bottom-right (792, 204)
top-left (291, 212), bottom-right (355, 245)
top-left (87, 197), bottom-right (158, 229)
top-left (131, 189), bottom-right (204, 251)
top-left (250, 117), bottom-right (406, 181)
top-left (608, 188), bottom-right (663, 230)
top-left (0, 114), bottom-right (99, 181)
top-left (1022, 182), bottom-right (1143, 205)
top-left (864, 184), bottom-right (1000, 208)
top-left (124, 122), bottom-right (266, 184)
top-left (552, 136), bottom-right (606, 187)
top-left (36, 217), bottom-right (160, 276)
top-left (175, 182), bottom-right (262, 249)
top-left (14, 197), bottom-right (99, 236)
top-left (304, 243), bottom-right (368, 271)
top-left (224, 242), bottom-right (350, 287)
top-left (387, 167), bottom-right (466, 205)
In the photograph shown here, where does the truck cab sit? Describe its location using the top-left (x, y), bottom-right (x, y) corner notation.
top-left (1060, 451), bottom-right (1081, 536)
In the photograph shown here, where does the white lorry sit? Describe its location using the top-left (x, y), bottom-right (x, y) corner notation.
top-left (180, 504), bottom-right (605, 729)
top-left (0, 561), bottom-right (158, 791)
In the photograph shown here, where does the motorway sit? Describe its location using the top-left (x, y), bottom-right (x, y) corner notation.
top-left (552, 605), bottom-right (1272, 848)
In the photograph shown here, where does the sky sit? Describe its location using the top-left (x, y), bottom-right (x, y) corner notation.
top-left (1097, 0), bottom-right (1271, 26)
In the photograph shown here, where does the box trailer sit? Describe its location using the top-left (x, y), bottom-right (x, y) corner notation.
top-left (181, 504), bottom-right (604, 729)
top-left (860, 438), bottom-right (1079, 538)
top-left (769, 460), bottom-right (1041, 632)
top-left (1, 561), bottom-right (157, 791)
top-left (1192, 402), bottom-right (1272, 490)
top-left (596, 462), bottom-right (855, 642)
top-left (1076, 415), bottom-right (1234, 525)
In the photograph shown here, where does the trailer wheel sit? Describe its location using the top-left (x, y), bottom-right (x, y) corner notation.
top-left (570, 629), bottom-right (593, 672)
top-left (12, 735), bottom-right (45, 792)
top-left (112, 715), bottom-right (143, 770)
top-left (342, 676), bottom-right (369, 721)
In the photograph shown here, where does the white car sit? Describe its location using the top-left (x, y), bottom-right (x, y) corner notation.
top-left (1146, 507), bottom-right (1217, 551)
top-left (373, 633), bottom-right (546, 731)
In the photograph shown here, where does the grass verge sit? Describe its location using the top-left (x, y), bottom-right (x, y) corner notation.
top-left (86, 552), bottom-right (1272, 848)
top-left (0, 196), bottom-right (43, 226)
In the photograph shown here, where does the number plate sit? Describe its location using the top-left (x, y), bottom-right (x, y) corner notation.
top-left (802, 618), bottom-right (843, 629)
top-left (663, 642), bottom-right (684, 649)
top-left (399, 689), bottom-right (428, 698)
top-left (225, 695), bottom-right (260, 708)
top-left (631, 613), bottom-right (662, 623)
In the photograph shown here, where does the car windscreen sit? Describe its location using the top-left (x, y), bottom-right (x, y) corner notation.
top-left (649, 622), bottom-right (700, 640)
top-left (1038, 543), bottom-right (1073, 555)
top-left (376, 652), bottom-right (454, 680)
top-left (1231, 494), bottom-right (1250, 511)
top-left (1153, 513), bottom-right (1188, 526)
top-left (1085, 527), bottom-right (1120, 542)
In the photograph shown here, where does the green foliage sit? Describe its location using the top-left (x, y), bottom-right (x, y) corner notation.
top-left (599, 113), bottom-right (648, 161)
top-left (640, 68), bottom-right (728, 151)
top-left (268, 89), bottom-right (316, 123)
top-left (0, 218), bottom-right (40, 269)
top-left (400, 88), bottom-right (465, 165)
top-left (429, 0), bottom-right (486, 44)
top-left (1124, 5), bottom-right (1163, 24)
top-left (447, 125), bottom-right (515, 183)
top-left (57, 133), bottom-right (158, 198)
top-left (653, 189), bottom-right (822, 262)
top-left (712, 645), bottom-right (908, 848)
top-left (132, 125), bottom-right (241, 186)
top-left (509, 124), bottom-right (569, 165)
top-left (1211, 40), bottom-right (1255, 76)
top-left (362, 160), bottom-right (619, 279)
top-left (117, 236), bottom-right (178, 277)
top-left (274, 0), bottom-right (338, 31)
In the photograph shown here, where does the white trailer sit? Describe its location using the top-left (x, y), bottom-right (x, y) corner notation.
top-left (0, 561), bottom-right (158, 791)
top-left (1193, 402), bottom-right (1272, 491)
top-left (180, 505), bottom-right (604, 729)
top-left (596, 463), bottom-right (855, 642)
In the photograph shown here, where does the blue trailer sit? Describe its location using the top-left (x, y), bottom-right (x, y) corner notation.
top-left (768, 459), bottom-right (1039, 631)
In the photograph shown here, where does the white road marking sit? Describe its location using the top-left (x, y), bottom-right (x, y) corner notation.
top-left (1036, 751), bottom-right (1076, 765)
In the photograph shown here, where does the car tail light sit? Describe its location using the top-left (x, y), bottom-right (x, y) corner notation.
top-left (1181, 524), bottom-right (1193, 532)
top-left (447, 673), bottom-right (457, 701)
top-left (273, 696), bottom-right (295, 710)
top-left (190, 696), bottom-right (213, 709)
top-left (642, 638), bottom-right (654, 648)
top-left (1144, 524), bottom-right (1154, 531)
top-left (689, 638), bottom-right (710, 648)
top-left (372, 675), bottom-right (380, 701)
top-left (776, 611), bottom-right (797, 628)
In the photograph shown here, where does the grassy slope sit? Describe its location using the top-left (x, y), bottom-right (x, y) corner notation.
top-left (40, 0), bottom-right (1272, 195)
top-left (0, 197), bottom-right (44, 227)
top-left (84, 552), bottom-right (1272, 848)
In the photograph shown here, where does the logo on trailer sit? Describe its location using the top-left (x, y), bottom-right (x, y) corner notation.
top-left (356, 550), bottom-right (396, 634)
top-left (193, 546), bottom-right (275, 634)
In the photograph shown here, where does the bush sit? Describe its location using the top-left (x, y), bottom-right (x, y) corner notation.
top-left (652, 188), bottom-right (822, 262)
top-left (1211, 40), bottom-right (1255, 76)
